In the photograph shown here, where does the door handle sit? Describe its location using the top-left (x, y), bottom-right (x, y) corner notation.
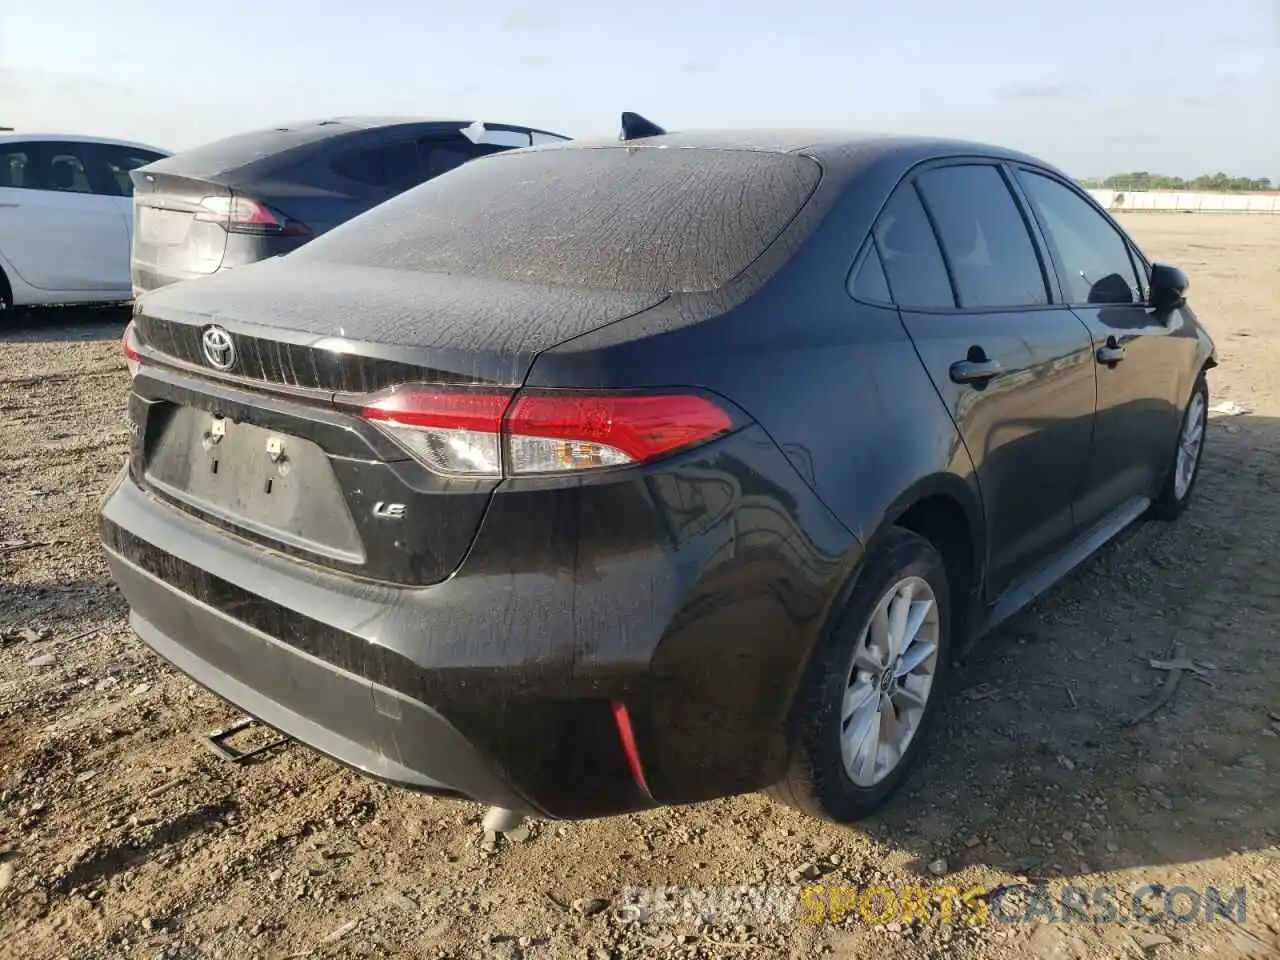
top-left (1096, 338), bottom-right (1126, 365)
top-left (949, 358), bottom-right (1005, 384)
top-left (0, 202), bottom-right (19, 208)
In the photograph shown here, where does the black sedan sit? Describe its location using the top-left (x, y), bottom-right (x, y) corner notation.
top-left (128, 116), bottom-right (569, 296)
top-left (102, 118), bottom-right (1215, 825)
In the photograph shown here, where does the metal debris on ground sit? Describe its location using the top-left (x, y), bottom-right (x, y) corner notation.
top-left (961, 683), bottom-right (1000, 702)
top-left (503, 823), bottom-right (531, 843)
top-left (1122, 643), bottom-right (1202, 726)
top-left (1208, 400), bottom-right (1249, 416)
top-left (320, 920), bottom-right (359, 944)
top-left (1146, 656), bottom-right (1216, 685)
top-left (195, 716), bottom-right (289, 764)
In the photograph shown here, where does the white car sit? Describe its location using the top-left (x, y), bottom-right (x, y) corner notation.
top-left (0, 133), bottom-right (170, 313)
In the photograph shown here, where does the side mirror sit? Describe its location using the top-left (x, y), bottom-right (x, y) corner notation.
top-left (1149, 263), bottom-right (1189, 312)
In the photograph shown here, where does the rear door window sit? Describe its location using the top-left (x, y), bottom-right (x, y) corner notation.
top-left (872, 184), bottom-right (955, 310)
top-left (915, 164), bottom-right (1049, 308)
top-left (1016, 171), bottom-right (1142, 305)
top-left (848, 243), bottom-right (893, 304)
top-left (47, 146), bottom-right (95, 194)
top-left (92, 144), bottom-right (168, 197)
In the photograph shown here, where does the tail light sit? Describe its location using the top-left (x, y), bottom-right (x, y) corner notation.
top-left (194, 195), bottom-right (311, 237)
top-left (122, 321), bottom-right (141, 378)
top-left (359, 386), bottom-right (736, 478)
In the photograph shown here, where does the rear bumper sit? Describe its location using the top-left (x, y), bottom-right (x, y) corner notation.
top-left (111, 549), bottom-right (526, 808)
top-left (101, 474), bottom-right (650, 818)
top-left (101, 418), bottom-right (860, 818)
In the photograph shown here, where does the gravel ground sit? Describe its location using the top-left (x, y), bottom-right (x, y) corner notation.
top-left (2, 213), bottom-right (1279, 960)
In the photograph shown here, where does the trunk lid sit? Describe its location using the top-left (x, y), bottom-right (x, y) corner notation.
top-left (134, 257), bottom-right (665, 389)
top-left (129, 259), bottom-right (664, 584)
top-left (131, 171), bottom-right (233, 292)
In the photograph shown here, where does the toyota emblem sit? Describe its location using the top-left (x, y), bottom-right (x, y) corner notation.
top-left (201, 325), bottom-right (236, 371)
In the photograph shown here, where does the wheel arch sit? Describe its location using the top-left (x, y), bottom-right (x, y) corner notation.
top-left (861, 474), bottom-right (985, 644)
top-left (0, 260), bottom-right (12, 311)
top-left (788, 471), bottom-right (985, 725)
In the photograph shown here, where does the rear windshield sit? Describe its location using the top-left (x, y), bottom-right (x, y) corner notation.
top-left (296, 146), bottom-right (822, 295)
top-left (143, 124), bottom-right (346, 177)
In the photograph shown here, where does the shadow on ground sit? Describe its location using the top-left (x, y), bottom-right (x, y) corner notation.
top-left (0, 576), bottom-right (127, 634)
top-left (0, 304), bottom-right (131, 344)
top-left (862, 412), bottom-right (1279, 879)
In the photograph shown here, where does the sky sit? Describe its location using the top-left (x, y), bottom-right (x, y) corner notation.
top-left (1, 0), bottom-right (1277, 179)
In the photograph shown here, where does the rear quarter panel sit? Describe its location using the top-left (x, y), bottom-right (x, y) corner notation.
top-left (526, 257), bottom-right (984, 798)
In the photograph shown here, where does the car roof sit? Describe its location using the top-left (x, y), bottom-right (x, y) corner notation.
top-left (142, 117), bottom-right (568, 180)
top-left (0, 132), bottom-right (170, 154)
top-left (317, 115), bottom-right (562, 133)
top-left (522, 128), bottom-right (1062, 178)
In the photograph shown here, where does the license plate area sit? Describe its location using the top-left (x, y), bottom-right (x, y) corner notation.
top-left (137, 206), bottom-right (193, 245)
top-left (144, 406), bottom-right (365, 564)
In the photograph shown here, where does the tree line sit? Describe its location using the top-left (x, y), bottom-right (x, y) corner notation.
top-left (1078, 172), bottom-right (1275, 192)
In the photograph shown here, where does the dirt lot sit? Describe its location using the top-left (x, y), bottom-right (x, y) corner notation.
top-left (2, 213), bottom-right (1278, 960)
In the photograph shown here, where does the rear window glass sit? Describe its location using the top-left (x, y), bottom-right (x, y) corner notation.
top-left (296, 147), bottom-right (822, 295)
top-left (331, 146), bottom-right (384, 187)
top-left (146, 124), bottom-right (343, 176)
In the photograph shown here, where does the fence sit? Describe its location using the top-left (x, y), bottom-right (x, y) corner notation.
top-left (1086, 189), bottom-right (1280, 214)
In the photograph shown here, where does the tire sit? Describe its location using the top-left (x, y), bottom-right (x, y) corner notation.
top-left (0, 266), bottom-right (12, 316)
top-left (1150, 373), bottom-right (1209, 521)
top-left (769, 527), bottom-right (951, 823)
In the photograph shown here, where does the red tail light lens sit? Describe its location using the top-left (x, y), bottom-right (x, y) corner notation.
top-left (122, 320), bottom-right (141, 378)
top-left (359, 386), bottom-right (735, 478)
top-left (506, 393), bottom-right (734, 473)
top-left (194, 195), bottom-right (311, 237)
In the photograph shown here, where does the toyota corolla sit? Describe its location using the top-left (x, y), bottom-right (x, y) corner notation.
top-left (101, 118), bottom-right (1214, 824)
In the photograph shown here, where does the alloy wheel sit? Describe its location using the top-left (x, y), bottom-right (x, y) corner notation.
top-left (1174, 390), bottom-right (1207, 500)
top-left (840, 575), bottom-right (940, 787)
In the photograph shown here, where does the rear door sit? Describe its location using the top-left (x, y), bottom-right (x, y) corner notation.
top-left (0, 140), bottom-right (130, 293)
top-left (882, 162), bottom-right (1098, 598)
top-left (1014, 168), bottom-right (1189, 529)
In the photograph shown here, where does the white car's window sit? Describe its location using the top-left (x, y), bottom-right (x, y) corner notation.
top-left (96, 144), bottom-right (167, 197)
top-left (0, 145), bottom-right (30, 188)
top-left (48, 152), bottom-right (93, 194)
top-left (0, 142), bottom-right (98, 194)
